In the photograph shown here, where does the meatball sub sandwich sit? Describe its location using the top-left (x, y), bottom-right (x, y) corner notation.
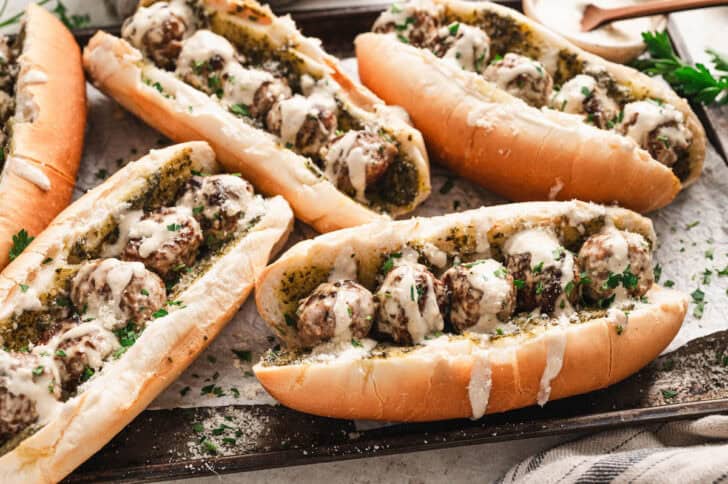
top-left (356, 0), bottom-right (706, 213)
top-left (0, 142), bottom-right (292, 481)
top-left (83, 0), bottom-right (431, 233)
top-left (254, 201), bottom-right (687, 421)
top-left (0, 4), bottom-right (86, 270)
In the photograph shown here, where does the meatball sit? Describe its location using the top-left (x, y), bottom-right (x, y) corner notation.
top-left (617, 101), bottom-right (692, 168)
top-left (0, 37), bottom-right (18, 92)
top-left (296, 280), bottom-right (376, 348)
top-left (577, 227), bottom-right (653, 302)
top-left (222, 63), bottom-right (292, 119)
top-left (175, 30), bottom-right (238, 96)
top-left (443, 259), bottom-right (515, 333)
top-left (503, 228), bottom-right (576, 314)
top-left (483, 53), bottom-right (553, 107)
top-left (53, 324), bottom-right (119, 394)
top-left (177, 174), bottom-right (255, 243)
top-left (266, 94), bottom-right (338, 156)
top-left (0, 351), bottom-right (60, 440)
top-left (121, 0), bottom-right (197, 69)
top-left (323, 130), bottom-right (397, 202)
top-left (549, 74), bottom-right (619, 129)
top-left (121, 207), bottom-right (203, 278)
top-left (375, 262), bottom-right (447, 344)
top-left (71, 258), bottom-right (167, 329)
top-left (372, 4), bottom-right (441, 48)
top-left (433, 23), bottom-right (491, 73)
top-left (0, 90), bottom-right (14, 122)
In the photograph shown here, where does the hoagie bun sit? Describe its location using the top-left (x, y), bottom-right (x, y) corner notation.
top-left (0, 4), bottom-right (86, 270)
top-left (254, 201), bottom-right (687, 421)
top-left (356, 0), bottom-right (706, 213)
top-left (83, 0), bottom-right (431, 233)
top-left (0, 142), bottom-right (293, 482)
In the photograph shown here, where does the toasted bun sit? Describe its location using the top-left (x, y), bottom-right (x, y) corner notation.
top-left (0, 142), bottom-right (293, 482)
top-left (0, 4), bottom-right (86, 270)
top-left (253, 201), bottom-right (687, 421)
top-left (83, 0), bottom-right (430, 233)
top-left (355, 0), bottom-right (706, 213)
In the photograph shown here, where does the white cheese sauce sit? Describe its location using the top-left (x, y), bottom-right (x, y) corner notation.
top-left (537, 327), bottom-right (567, 406)
top-left (460, 260), bottom-right (512, 333)
top-left (468, 348), bottom-right (492, 419)
top-left (550, 74), bottom-right (596, 113)
top-left (5, 156), bottom-right (51, 191)
top-left (0, 351), bottom-right (62, 427)
top-left (122, 0), bottom-right (196, 50)
top-left (323, 130), bottom-right (373, 203)
top-left (619, 101), bottom-right (687, 147)
top-left (176, 30), bottom-right (237, 77)
top-left (441, 24), bottom-right (490, 73)
top-left (221, 63), bottom-right (273, 106)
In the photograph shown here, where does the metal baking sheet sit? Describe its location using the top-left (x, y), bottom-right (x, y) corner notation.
top-left (60, 3), bottom-right (728, 481)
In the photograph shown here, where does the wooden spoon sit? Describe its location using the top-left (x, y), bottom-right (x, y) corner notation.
top-left (580, 0), bottom-right (728, 31)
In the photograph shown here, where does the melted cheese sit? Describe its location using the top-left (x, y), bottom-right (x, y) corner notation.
top-left (373, 0), bottom-right (441, 36)
top-left (329, 250), bottom-right (358, 281)
top-left (122, 0), bottom-right (196, 50)
top-left (221, 63), bottom-right (273, 106)
top-left (5, 156), bottom-right (51, 191)
top-left (619, 101), bottom-right (686, 147)
top-left (488, 54), bottom-right (547, 89)
top-left (126, 207), bottom-right (194, 259)
top-left (101, 210), bottom-right (144, 257)
top-left (459, 260), bottom-right (513, 333)
top-left (0, 351), bottom-right (62, 428)
top-left (323, 131), bottom-right (376, 203)
top-left (537, 328), bottom-right (567, 406)
top-left (176, 30), bottom-right (236, 76)
top-left (441, 24), bottom-right (490, 73)
top-left (468, 348), bottom-right (492, 419)
top-left (504, 228), bottom-right (575, 291)
top-left (277, 95), bottom-right (315, 146)
top-left (550, 74), bottom-right (596, 114)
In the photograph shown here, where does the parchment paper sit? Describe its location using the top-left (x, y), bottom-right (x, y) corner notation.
top-left (76, 56), bottom-right (728, 412)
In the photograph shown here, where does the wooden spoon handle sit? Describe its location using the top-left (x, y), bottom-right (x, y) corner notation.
top-left (581, 0), bottom-right (728, 31)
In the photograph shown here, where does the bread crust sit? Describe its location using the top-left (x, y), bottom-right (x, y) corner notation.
top-left (83, 0), bottom-right (431, 233)
top-left (253, 201), bottom-right (687, 421)
top-left (0, 4), bottom-right (86, 270)
top-left (0, 142), bottom-right (293, 482)
top-left (355, 0), bottom-right (706, 213)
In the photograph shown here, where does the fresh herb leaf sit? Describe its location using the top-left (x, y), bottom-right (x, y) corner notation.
top-left (448, 22), bottom-right (460, 36)
top-left (230, 103), bottom-right (251, 117)
top-left (167, 223), bottom-right (182, 232)
top-left (19, 284), bottom-right (28, 293)
top-left (80, 367), bottom-right (95, 382)
top-left (32, 365), bottom-right (44, 376)
top-left (152, 308), bottom-right (168, 319)
top-left (664, 280), bottom-right (675, 288)
top-left (532, 261), bottom-right (544, 273)
top-left (9, 229), bottom-right (33, 261)
top-left (661, 389), bottom-right (678, 399)
top-left (653, 263), bottom-right (662, 283)
top-left (232, 349), bottom-right (252, 362)
top-left (351, 338), bottom-right (363, 348)
top-left (514, 279), bottom-right (525, 289)
top-left (381, 252), bottom-right (402, 274)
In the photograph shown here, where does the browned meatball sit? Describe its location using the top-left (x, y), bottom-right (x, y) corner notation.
top-left (71, 258), bottom-right (167, 328)
top-left (296, 280), bottom-right (376, 348)
top-left (549, 74), bottom-right (619, 129)
top-left (375, 262), bottom-right (447, 344)
top-left (617, 101), bottom-right (693, 168)
top-left (323, 130), bottom-right (397, 201)
top-left (0, 352), bottom-right (60, 441)
top-left (505, 253), bottom-right (568, 314)
top-left (121, 0), bottom-right (197, 69)
top-left (53, 324), bottom-right (119, 394)
top-left (177, 174), bottom-right (255, 243)
top-left (252, 78), bottom-right (292, 119)
top-left (175, 30), bottom-right (238, 96)
top-left (122, 207), bottom-right (203, 278)
top-left (266, 95), bottom-right (338, 156)
top-left (483, 53), bottom-right (553, 107)
top-left (577, 227), bottom-right (653, 302)
top-left (432, 23), bottom-right (491, 73)
top-left (443, 259), bottom-right (515, 333)
top-left (373, 6), bottom-right (441, 48)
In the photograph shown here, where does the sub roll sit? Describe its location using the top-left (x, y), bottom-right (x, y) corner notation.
top-left (254, 201), bottom-right (688, 422)
top-left (0, 142), bottom-right (293, 482)
top-left (83, 0), bottom-right (431, 233)
top-left (356, 0), bottom-right (707, 213)
top-left (0, 4), bottom-right (86, 270)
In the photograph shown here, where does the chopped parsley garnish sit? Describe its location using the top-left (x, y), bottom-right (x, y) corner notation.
top-left (448, 22), bottom-right (460, 36)
top-left (705, 248), bottom-right (714, 259)
top-left (661, 389), bottom-right (678, 399)
top-left (653, 263), bottom-right (662, 283)
top-left (80, 367), bottom-right (95, 382)
top-left (152, 308), bottom-right (168, 319)
top-left (95, 168), bottom-right (108, 180)
top-left (167, 223), bottom-right (182, 232)
top-left (622, 266), bottom-right (638, 289)
top-left (603, 271), bottom-right (622, 290)
top-left (232, 349), bottom-right (252, 362)
top-left (230, 103), bottom-right (251, 117)
top-left (42, 257), bottom-right (53, 264)
top-left (192, 422), bottom-right (204, 433)
top-left (495, 328), bottom-right (504, 336)
top-left (702, 269), bottom-right (712, 285)
top-left (410, 284), bottom-right (416, 301)
top-left (397, 34), bottom-right (409, 44)
top-left (390, 3), bottom-right (402, 13)
top-left (532, 261), bottom-right (544, 273)
top-left (493, 267), bottom-right (507, 279)
top-left (580, 86), bottom-right (592, 97)
top-left (579, 272), bottom-right (592, 285)
top-left (598, 294), bottom-right (616, 309)
top-left (19, 284), bottom-right (28, 293)
top-left (230, 387), bottom-right (240, 398)
top-left (381, 252), bottom-right (402, 274)
top-left (686, 221), bottom-right (700, 230)
top-left (691, 288), bottom-right (706, 319)
top-left (193, 205), bottom-right (204, 215)
top-left (514, 279), bottom-right (525, 289)
top-left (535, 280), bottom-right (544, 295)
top-left (351, 338), bottom-right (363, 348)
top-left (718, 265), bottom-right (728, 276)
top-left (55, 349), bottom-right (67, 358)
top-left (9, 229), bottom-right (33, 261)
top-left (207, 75), bottom-right (223, 97)
top-left (32, 365), bottom-right (44, 376)
top-left (564, 280), bottom-right (575, 295)
top-left (140, 288), bottom-right (150, 296)
top-left (664, 280), bottom-right (675, 287)
top-left (180, 386), bottom-right (191, 397)
top-left (201, 439), bottom-right (218, 454)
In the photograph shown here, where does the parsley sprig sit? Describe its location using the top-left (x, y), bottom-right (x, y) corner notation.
top-left (632, 31), bottom-right (728, 105)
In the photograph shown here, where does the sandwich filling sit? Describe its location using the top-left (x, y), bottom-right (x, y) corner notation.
top-left (372, 0), bottom-right (694, 181)
top-left (120, 0), bottom-right (424, 213)
top-left (0, 150), bottom-right (270, 453)
top-left (261, 205), bottom-right (658, 411)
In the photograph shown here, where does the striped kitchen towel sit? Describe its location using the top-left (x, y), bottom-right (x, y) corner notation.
top-left (499, 415), bottom-right (728, 483)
